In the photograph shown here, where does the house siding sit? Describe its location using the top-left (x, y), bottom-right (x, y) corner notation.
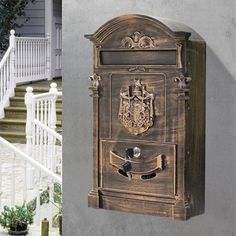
top-left (16, 0), bottom-right (45, 37)
top-left (53, 0), bottom-right (62, 17)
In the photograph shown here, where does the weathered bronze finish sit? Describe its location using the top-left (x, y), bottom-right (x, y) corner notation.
top-left (85, 14), bottom-right (206, 220)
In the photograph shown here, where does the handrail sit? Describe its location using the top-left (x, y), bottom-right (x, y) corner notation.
top-left (34, 119), bottom-right (62, 142)
top-left (33, 91), bottom-right (62, 100)
top-left (0, 136), bottom-right (62, 184)
top-left (16, 36), bottom-right (49, 40)
top-left (0, 46), bottom-right (13, 69)
top-left (0, 30), bottom-right (15, 118)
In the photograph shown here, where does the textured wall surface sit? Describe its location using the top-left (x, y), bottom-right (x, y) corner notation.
top-left (62, 1), bottom-right (236, 235)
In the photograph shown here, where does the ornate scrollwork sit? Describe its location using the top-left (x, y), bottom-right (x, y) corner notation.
top-left (174, 74), bottom-right (192, 101)
top-left (121, 31), bottom-right (157, 49)
top-left (174, 74), bottom-right (191, 89)
top-left (128, 66), bottom-right (146, 72)
top-left (89, 73), bottom-right (101, 97)
top-left (118, 79), bottom-right (155, 135)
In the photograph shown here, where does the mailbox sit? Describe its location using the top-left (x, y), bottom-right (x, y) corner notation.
top-left (85, 14), bottom-right (205, 220)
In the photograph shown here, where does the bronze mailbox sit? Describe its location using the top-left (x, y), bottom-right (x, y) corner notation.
top-left (85, 14), bottom-right (205, 220)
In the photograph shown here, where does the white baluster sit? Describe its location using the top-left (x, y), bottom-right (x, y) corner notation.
top-left (44, 100), bottom-right (48, 166)
top-left (49, 179), bottom-right (54, 224)
top-left (11, 152), bottom-right (16, 206)
top-left (37, 40), bottom-right (39, 78)
top-left (46, 34), bottom-right (52, 80)
top-left (3, 64), bottom-right (5, 96)
top-left (17, 40), bottom-right (20, 79)
top-left (9, 29), bottom-right (15, 95)
top-left (40, 101), bottom-right (43, 164)
top-left (20, 40), bottom-right (23, 80)
top-left (36, 101), bottom-right (40, 161)
top-left (23, 160), bottom-right (27, 202)
top-left (6, 57), bottom-right (9, 91)
top-left (49, 83), bottom-right (58, 172)
top-left (49, 83), bottom-right (58, 131)
top-left (23, 40), bottom-right (26, 80)
top-left (0, 160), bottom-right (2, 210)
top-left (0, 70), bottom-right (2, 103)
top-left (25, 40), bottom-right (28, 79)
top-left (35, 170), bottom-right (41, 225)
top-left (25, 87), bottom-right (34, 189)
top-left (30, 40), bottom-right (33, 77)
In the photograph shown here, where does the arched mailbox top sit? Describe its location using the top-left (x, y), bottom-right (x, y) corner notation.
top-left (85, 14), bottom-right (204, 47)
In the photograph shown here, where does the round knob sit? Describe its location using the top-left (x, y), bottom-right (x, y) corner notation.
top-left (133, 147), bottom-right (141, 158)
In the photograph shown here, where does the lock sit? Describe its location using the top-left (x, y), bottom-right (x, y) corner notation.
top-left (122, 161), bottom-right (132, 173)
top-left (122, 148), bottom-right (134, 180)
top-left (133, 147), bottom-right (141, 158)
top-left (126, 148), bottom-right (133, 159)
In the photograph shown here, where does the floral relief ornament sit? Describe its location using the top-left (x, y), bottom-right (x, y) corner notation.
top-left (121, 31), bottom-right (157, 49)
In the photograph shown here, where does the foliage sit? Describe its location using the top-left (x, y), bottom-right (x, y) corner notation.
top-left (0, 203), bottom-right (34, 231)
top-left (51, 183), bottom-right (62, 228)
top-left (53, 183), bottom-right (62, 215)
top-left (0, 0), bottom-right (35, 52)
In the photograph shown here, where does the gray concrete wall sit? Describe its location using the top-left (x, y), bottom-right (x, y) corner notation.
top-left (62, 1), bottom-right (236, 235)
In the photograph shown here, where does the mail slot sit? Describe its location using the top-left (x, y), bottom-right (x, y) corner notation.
top-left (85, 14), bottom-right (206, 220)
top-left (100, 49), bottom-right (177, 65)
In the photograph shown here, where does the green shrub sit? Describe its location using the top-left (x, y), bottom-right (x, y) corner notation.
top-left (0, 203), bottom-right (34, 231)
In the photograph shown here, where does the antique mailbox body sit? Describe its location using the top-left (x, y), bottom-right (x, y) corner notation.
top-left (85, 14), bottom-right (205, 220)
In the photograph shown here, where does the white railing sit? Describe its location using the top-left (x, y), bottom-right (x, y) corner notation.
top-left (0, 30), bottom-right (51, 118)
top-left (15, 36), bottom-right (50, 83)
top-left (24, 82), bottom-right (62, 224)
top-left (25, 82), bottom-right (62, 180)
top-left (0, 82), bottom-right (62, 225)
top-left (0, 136), bottom-right (62, 225)
top-left (0, 30), bottom-right (15, 118)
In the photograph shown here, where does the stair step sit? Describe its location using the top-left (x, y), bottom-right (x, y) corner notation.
top-left (0, 118), bottom-right (62, 132)
top-left (0, 131), bottom-right (26, 143)
top-left (4, 107), bottom-right (62, 119)
top-left (0, 79), bottom-right (62, 144)
top-left (0, 119), bottom-right (26, 132)
top-left (14, 87), bottom-right (63, 96)
top-left (10, 96), bottom-right (63, 108)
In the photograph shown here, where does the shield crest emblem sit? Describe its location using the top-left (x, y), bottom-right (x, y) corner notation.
top-left (118, 79), bottom-right (155, 135)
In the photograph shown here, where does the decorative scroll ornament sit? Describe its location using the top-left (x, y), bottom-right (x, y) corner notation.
top-left (128, 66), bottom-right (146, 72)
top-left (89, 73), bottom-right (101, 97)
top-left (118, 79), bottom-right (155, 135)
top-left (174, 74), bottom-right (191, 89)
top-left (121, 31), bottom-right (157, 49)
top-left (174, 74), bottom-right (192, 101)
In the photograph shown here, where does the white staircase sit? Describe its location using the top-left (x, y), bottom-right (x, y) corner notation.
top-left (0, 83), bottom-right (62, 235)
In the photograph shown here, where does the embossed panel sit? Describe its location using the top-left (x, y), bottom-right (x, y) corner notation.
top-left (101, 139), bottom-right (176, 198)
top-left (110, 73), bottom-right (168, 141)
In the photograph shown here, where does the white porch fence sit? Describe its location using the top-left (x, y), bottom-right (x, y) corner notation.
top-left (0, 30), bottom-right (51, 118)
top-left (0, 82), bottom-right (62, 226)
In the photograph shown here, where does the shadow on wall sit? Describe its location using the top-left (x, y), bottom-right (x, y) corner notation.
top-left (205, 46), bottom-right (236, 224)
